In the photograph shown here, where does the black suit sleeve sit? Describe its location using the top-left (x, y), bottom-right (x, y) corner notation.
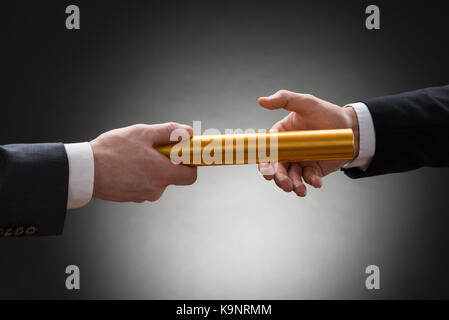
top-left (0, 143), bottom-right (69, 237)
top-left (343, 85), bottom-right (449, 179)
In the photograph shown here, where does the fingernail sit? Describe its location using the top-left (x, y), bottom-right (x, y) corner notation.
top-left (259, 166), bottom-right (273, 176)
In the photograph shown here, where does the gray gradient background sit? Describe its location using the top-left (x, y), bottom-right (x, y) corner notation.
top-left (1, 0), bottom-right (449, 299)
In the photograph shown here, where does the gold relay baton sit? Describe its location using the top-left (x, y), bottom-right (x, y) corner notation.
top-left (155, 129), bottom-right (354, 166)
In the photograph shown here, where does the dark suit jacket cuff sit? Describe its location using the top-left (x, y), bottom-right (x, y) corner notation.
top-left (0, 143), bottom-right (69, 237)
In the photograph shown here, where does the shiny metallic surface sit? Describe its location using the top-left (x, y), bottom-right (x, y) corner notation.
top-left (156, 129), bottom-right (354, 165)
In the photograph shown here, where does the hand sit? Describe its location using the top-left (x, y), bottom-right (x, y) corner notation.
top-left (90, 122), bottom-right (197, 202)
top-left (258, 90), bottom-right (359, 197)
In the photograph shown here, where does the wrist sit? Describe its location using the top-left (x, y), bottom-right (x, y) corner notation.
top-left (89, 139), bottom-right (104, 199)
top-left (343, 106), bottom-right (360, 160)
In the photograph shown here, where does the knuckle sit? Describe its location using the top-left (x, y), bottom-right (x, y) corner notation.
top-left (302, 93), bottom-right (316, 102)
top-left (133, 124), bottom-right (152, 137)
top-left (147, 192), bottom-right (162, 202)
top-left (156, 172), bottom-right (172, 186)
top-left (277, 89), bottom-right (289, 97)
top-left (167, 121), bottom-right (178, 131)
top-left (159, 174), bottom-right (172, 187)
top-left (133, 123), bottom-right (146, 130)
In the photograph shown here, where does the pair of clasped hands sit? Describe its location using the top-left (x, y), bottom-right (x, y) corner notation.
top-left (91, 90), bottom-right (359, 202)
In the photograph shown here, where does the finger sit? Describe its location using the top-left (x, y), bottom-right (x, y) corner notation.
top-left (274, 162), bottom-right (293, 192)
top-left (150, 122), bottom-right (193, 145)
top-left (302, 166), bottom-right (323, 188)
top-left (258, 89), bottom-right (319, 113)
top-left (259, 121), bottom-right (285, 179)
top-left (288, 163), bottom-right (307, 197)
top-left (270, 116), bottom-right (289, 132)
top-left (168, 164), bottom-right (198, 186)
top-left (258, 162), bottom-right (274, 180)
top-left (147, 187), bottom-right (166, 202)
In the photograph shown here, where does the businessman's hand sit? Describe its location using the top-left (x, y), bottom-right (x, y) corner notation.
top-left (90, 122), bottom-right (197, 202)
top-left (258, 90), bottom-right (359, 197)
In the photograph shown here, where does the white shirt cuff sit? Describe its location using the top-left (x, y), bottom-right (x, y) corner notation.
top-left (64, 142), bottom-right (94, 209)
top-left (343, 102), bottom-right (376, 170)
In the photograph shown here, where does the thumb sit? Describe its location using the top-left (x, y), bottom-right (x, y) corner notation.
top-left (258, 89), bottom-right (318, 113)
top-left (151, 122), bottom-right (193, 145)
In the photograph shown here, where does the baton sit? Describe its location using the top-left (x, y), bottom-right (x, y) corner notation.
top-left (155, 129), bottom-right (354, 166)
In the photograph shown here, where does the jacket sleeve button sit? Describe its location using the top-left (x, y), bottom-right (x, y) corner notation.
top-left (14, 227), bottom-right (25, 236)
top-left (25, 226), bottom-right (38, 235)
